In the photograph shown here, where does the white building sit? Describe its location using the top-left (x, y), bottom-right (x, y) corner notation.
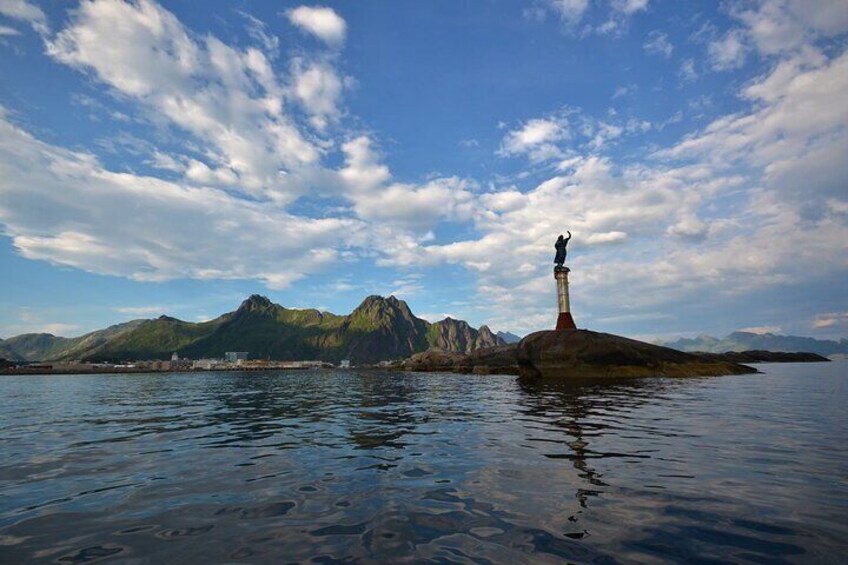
top-left (193, 359), bottom-right (220, 370)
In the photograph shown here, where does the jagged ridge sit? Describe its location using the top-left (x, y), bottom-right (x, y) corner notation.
top-left (2, 295), bottom-right (506, 365)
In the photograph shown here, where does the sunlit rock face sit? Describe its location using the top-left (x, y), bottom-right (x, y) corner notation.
top-left (516, 330), bottom-right (757, 379)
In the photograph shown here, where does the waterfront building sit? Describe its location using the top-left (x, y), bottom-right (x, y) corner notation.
top-left (225, 351), bottom-right (249, 363)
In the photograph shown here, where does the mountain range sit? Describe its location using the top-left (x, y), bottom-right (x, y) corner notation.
top-left (662, 332), bottom-right (848, 357)
top-left (0, 295), bottom-right (505, 365)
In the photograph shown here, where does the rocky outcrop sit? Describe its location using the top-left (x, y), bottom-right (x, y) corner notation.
top-left (695, 350), bottom-right (830, 363)
top-left (402, 348), bottom-right (470, 372)
top-left (401, 344), bottom-right (520, 375)
top-left (517, 330), bottom-right (757, 379)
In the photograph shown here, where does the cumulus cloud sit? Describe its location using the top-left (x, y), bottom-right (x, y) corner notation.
top-left (286, 5), bottom-right (346, 46)
top-left (0, 112), bottom-right (363, 289)
top-left (728, 0), bottom-right (848, 58)
top-left (290, 58), bottom-right (345, 130)
top-left (46, 0), bottom-right (320, 201)
top-left (373, 45), bottom-right (848, 333)
top-left (354, 177), bottom-right (477, 231)
top-left (1, 0), bottom-right (845, 338)
top-left (499, 117), bottom-right (570, 162)
top-left (660, 48), bottom-right (848, 211)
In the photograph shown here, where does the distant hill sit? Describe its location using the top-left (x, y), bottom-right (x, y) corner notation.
top-left (0, 339), bottom-right (24, 362)
top-left (496, 331), bottom-right (522, 344)
top-left (3, 320), bottom-right (147, 362)
top-left (663, 332), bottom-right (848, 357)
top-left (2, 295), bottom-right (505, 364)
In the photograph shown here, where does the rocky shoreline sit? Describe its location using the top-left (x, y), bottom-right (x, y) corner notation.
top-left (397, 330), bottom-right (801, 378)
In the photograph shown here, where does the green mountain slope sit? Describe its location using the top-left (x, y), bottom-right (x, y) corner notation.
top-left (3, 294), bottom-right (506, 364)
top-left (85, 315), bottom-right (231, 362)
top-left (180, 295), bottom-right (345, 361)
top-left (0, 339), bottom-right (24, 362)
top-left (4, 320), bottom-right (147, 362)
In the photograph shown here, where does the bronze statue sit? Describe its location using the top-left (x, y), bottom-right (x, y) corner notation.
top-left (554, 231), bottom-right (571, 267)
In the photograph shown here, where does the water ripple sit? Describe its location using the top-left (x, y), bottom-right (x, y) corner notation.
top-left (0, 365), bottom-right (846, 563)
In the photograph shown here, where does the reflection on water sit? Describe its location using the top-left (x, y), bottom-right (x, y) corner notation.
top-left (0, 364), bottom-right (846, 563)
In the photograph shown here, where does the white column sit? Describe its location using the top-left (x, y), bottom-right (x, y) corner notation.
top-left (555, 268), bottom-right (571, 313)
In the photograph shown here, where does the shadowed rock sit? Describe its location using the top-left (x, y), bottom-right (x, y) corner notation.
top-left (401, 344), bottom-right (520, 375)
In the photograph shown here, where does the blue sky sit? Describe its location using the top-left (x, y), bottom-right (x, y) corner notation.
top-left (1, 0), bottom-right (846, 341)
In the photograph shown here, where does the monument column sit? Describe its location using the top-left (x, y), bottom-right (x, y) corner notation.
top-left (554, 266), bottom-right (576, 330)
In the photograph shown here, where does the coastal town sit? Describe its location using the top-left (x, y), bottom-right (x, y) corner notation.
top-left (1, 351), bottom-right (353, 375)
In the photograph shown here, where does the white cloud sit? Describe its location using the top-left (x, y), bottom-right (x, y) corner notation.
top-left (612, 0), bottom-right (649, 15)
top-left (339, 136), bottom-right (391, 190)
top-left (290, 58), bottom-right (344, 130)
top-left (41, 323), bottom-right (81, 336)
top-left (373, 47), bottom-right (848, 333)
top-left (113, 305), bottom-right (166, 316)
top-left (0, 24), bottom-right (19, 36)
top-left (354, 177), bottom-right (476, 231)
top-left (812, 312), bottom-right (848, 329)
top-left (239, 10), bottom-right (279, 56)
top-left (0, 0), bottom-right (47, 33)
top-left (0, 113), bottom-right (363, 289)
top-left (708, 29), bottom-right (747, 70)
top-left (643, 31), bottom-right (673, 58)
top-left (548, 0), bottom-right (589, 26)
top-left (499, 117), bottom-right (570, 162)
top-left (679, 58), bottom-right (699, 82)
top-left (585, 231), bottom-right (628, 245)
top-left (46, 0), bottom-right (320, 202)
top-left (731, 0), bottom-right (848, 58)
top-left (286, 5), bottom-right (346, 46)
top-left (738, 325), bottom-right (782, 334)
top-left (660, 48), bottom-right (848, 212)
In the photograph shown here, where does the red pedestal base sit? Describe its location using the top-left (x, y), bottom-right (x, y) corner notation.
top-left (556, 312), bottom-right (576, 330)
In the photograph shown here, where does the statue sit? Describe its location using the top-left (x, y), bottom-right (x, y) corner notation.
top-left (554, 231), bottom-right (571, 267)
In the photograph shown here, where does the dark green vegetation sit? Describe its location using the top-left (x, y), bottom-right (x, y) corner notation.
top-left (1, 295), bottom-right (504, 364)
top-left (663, 331), bottom-right (848, 357)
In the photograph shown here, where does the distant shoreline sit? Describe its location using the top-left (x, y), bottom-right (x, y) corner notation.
top-left (0, 366), bottom-right (335, 376)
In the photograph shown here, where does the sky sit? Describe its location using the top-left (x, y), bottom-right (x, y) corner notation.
top-left (0, 0), bottom-right (846, 342)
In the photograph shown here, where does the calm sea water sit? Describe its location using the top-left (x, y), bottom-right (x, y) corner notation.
top-left (1, 363), bottom-right (846, 564)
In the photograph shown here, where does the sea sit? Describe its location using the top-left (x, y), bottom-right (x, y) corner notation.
top-left (0, 362), bottom-right (845, 564)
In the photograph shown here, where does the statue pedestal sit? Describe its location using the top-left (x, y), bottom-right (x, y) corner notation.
top-left (554, 266), bottom-right (576, 330)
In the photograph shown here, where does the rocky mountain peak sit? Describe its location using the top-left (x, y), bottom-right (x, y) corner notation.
top-left (353, 295), bottom-right (414, 320)
top-left (238, 294), bottom-right (275, 313)
top-left (157, 315), bottom-right (180, 322)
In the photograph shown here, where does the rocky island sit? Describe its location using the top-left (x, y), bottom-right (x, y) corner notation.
top-left (400, 330), bottom-right (757, 378)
